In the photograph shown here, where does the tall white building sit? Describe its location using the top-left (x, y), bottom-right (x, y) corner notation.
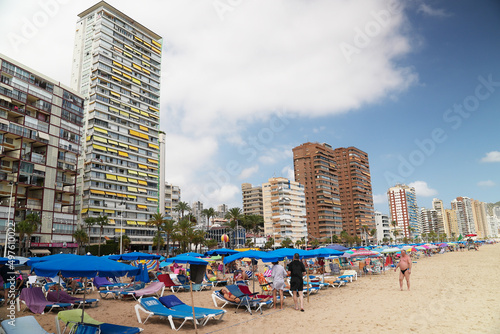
top-left (164, 183), bottom-right (180, 221)
top-left (387, 184), bottom-right (419, 240)
top-left (71, 2), bottom-right (163, 248)
top-left (374, 211), bottom-right (390, 244)
top-left (451, 197), bottom-right (475, 236)
top-left (418, 208), bottom-right (439, 236)
top-left (262, 177), bottom-right (307, 246)
top-left (191, 201), bottom-right (204, 228)
top-left (432, 198), bottom-right (448, 235)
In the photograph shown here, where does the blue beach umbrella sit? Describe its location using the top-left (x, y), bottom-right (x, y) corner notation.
top-left (204, 248), bottom-right (239, 256)
top-left (222, 250), bottom-right (275, 264)
top-left (135, 263), bottom-right (149, 283)
top-left (307, 247), bottom-right (344, 257)
top-left (108, 251), bottom-right (161, 261)
top-left (26, 253), bottom-right (79, 267)
top-left (161, 255), bottom-right (209, 266)
top-left (0, 257), bottom-right (20, 265)
top-left (177, 252), bottom-right (204, 257)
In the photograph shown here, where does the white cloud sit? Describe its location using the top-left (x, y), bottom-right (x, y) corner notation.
top-left (372, 193), bottom-right (387, 204)
top-left (238, 165), bottom-right (259, 180)
top-left (481, 151), bottom-right (500, 163)
top-left (417, 3), bottom-right (451, 17)
top-left (281, 166), bottom-right (295, 181)
top-left (477, 180), bottom-right (495, 187)
top-left (313, 126), bottom-right (326, 134)
top-left (408, 181), bottom-right (438, 197)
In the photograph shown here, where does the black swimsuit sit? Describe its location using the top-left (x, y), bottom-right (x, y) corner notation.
top-left (401, 268), bottom-right (409, 275)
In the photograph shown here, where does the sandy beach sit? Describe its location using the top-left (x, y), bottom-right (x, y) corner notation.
top-left (2, 243), bottom-right (499, 334)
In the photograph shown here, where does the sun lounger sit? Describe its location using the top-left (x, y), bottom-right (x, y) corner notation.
top-left (93, 277), bottom-right (128, 291)
top-left (157, 274), bottom-right (187, 293)
top-left (18, 287), bottom-right (73, 314)
top-left (120, 282), bottom-right (165, 300)
top-left (97, 282), bottom-right (145, 300)
top-left (159, 295), bottom-right (225, 325)
top-left (56, 309), bottom-right (143, 334)
top-left (46, 291), bottom-right (99, 309)
top-left (176, 274), bottom-right (211, 292)
top-left (215, 284), bottom-right (264, 314)
top-left (236, 283), bottom-right (276, 308)
top-left (1, 316), bottom-right (52, 334)
top-left (134, 297), bottom-right (205, 330)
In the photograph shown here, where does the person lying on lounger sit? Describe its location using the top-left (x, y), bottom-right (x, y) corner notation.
top-left (221, 287), bottom-right (241, 303)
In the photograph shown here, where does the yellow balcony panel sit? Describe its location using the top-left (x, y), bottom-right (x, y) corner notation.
top-left (94, 136), bottom-right (107, 144)
top-left (149, 106), bottom-right (159, 112)
top-left (148, 174), bottom-right (158, 178)
top-left (147, 197), bottom-right (158, 202)
top-left (106, 174), bottom-right (117, 180)
top-left (138, 172), bottom-right (148, 177)
top-left (142, 68), bottom-right (150, 75)
top-left (142, 54), bottom-right (150, 60)
top-left (118, 142), bottom-right (128, 148)
top-left (150, 113), bottom-right (159, 119)
top-left (90, 208), bottom-right (103, 212)
top-left (123, 66), bottom-right (132, 72)
top-left (81, 208), bottom-right (89, 213)
top-left (111, 76), bottom-right (121, 82)
top-left (148, 143), bottom-right (159, 149)
top-left (143, 41), bottom-right (152, 48)
top-left (137, 188), bottom-right (147, 193)
top-left (137, 204), bottom-right (147, 209)
top-left (128, 145), bottom-right (138, 151)
top-left (94, 127), bottom-right (108, 134)
top-left (137, 221), bottom-right (146, 226)
top-left (139, 125), bottom-right (148, 132)
top-left (124, 51), bottom-right (133, 58)
top-left (112, 68), bottom-right (122, 75)
top-left (116, 193), bottom-right (127, 198)
top-left (148, 158), bottom-right (158, 164)
top-left (118, 151), bottom-right (129, 157)
top-left (107, 147), bottom-right (118, 153)
top-left (115, 228), bottom-right (125, 233)
top-left (119, 111), bottom-right (130, 117)
top-left (104, 209), bottom-right (115, 214)
top-left (106, 191), bottom-right (116, 196)
top-left (130, 114), bottom-right (139, 120)
top-left (128, 186), bottom-right (138, 192)
top-left (128, 170), bottom-right (138, 175)
top-left (152, 40), bottom-right (161, 48)
top-left (112, 61), bottom-right (123, 68)
top-left (132, 63), bottom-right (142, 71)
top-left (122, 73), bottom-right (132, 80)
top-left (140, 111), bottom-right (149, 117)
top-left (117, 176), bottom-right (128, 182)
top-left (92, 144), bottom-right (107, 151)
top-left (110, 91), bottom-right (121, 97)
top-left (152, 46), bottom-right (161, 54)
top-left (132, 78), bottom-right (141, 85)
top-left (127, 220), bottom-right (137, 225)
top-left (127, 194), bottom-right (137, 199)
top-left (108, 219), bottom-right (116, 225)
top-left (130, 107), bottom-right (140, 113)
top-left (134, 36), bottom-right (143, 42)
top-left (138, 180), bottom-right (147, 186)
top-left (109, 106), bottom-right (119, 112)
top-left (128, 178), bottom-right (138, 184)
top-left (142, 61), bottom-right (150, 67)
top-left (138, 164), bottom-right (148, 170)
top-left (124, 44), bottom-right (133, 51)
top-left (91, 189), bottom-right (105, 195)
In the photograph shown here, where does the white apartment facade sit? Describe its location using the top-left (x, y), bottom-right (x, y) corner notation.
top-left (262, 177), bottom-right (307, 246)
top-left (374, 211), bottom-right (391, 244)
top-left (71, 2), bottom-right (163, 248)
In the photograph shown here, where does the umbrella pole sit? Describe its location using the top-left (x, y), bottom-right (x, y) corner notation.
top-left (306, 262), bottom-right (310, 304)
top-left (81, 277), bottom-right (87, 323)
top-left (189, 281), bottom-right (198, 333)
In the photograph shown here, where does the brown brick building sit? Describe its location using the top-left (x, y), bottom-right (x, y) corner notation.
top-left (292, 142), bottom-right (342, 240)
top-left (333, 147), bottom-right (375, 240)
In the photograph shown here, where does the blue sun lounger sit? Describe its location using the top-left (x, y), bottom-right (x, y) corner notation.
top-left (56, 309), bottom-right (143, 334)
top-left (159, 295), bottom-right (225, 326)
top-left (1, 316), bottom-right (52, 334)
top-left (134, 297), bottom-right (205, 330)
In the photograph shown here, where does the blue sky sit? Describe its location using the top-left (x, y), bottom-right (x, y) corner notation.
top-left (0, 0), bottom-right (499, 213)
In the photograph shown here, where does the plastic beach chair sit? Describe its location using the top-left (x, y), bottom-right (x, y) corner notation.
top-left (46, 290), bottom-right (99, 309)
top-left (120, 282), bottom-right (165, 300)
top-left (159, 295), bottom-right (225, 326)
top-left (18, 287), bottom-right (72, 314)
top-left (56, 309), bottom-right (143, 334)
top-left (134, 297), bottom-right (205, 330)
top-left (1, 315), bottom-right (52, 334)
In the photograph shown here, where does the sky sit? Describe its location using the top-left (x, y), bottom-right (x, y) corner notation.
top-left (0, 0), bottom-right (499, 214)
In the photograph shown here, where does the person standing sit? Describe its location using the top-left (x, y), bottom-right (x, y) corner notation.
top-left (271, 261), bottom-right (287, 309)
top-left (394, 250), bottom-right (412, 291)
top-left (287, 253), bottom-right (306, 311)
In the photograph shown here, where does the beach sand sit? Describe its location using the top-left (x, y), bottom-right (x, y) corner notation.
top-left (2, 243), bottom-right (499, 333)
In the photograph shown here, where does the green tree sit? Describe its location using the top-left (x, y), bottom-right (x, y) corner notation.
top-left (201, 208), bottom-right (216, 230)
top-left (382, 237), bottom-right (389, 244)
top-left (84, 217), bottom-right (96, 247)
top-left (174, 202), bottom-right (191, 219)
top-left (204, 239), bottom-right (218, 250)
top-left (295, 239), bottom-right (303, 249)
top-left (361, 225), bottom-right (369, 246)
top-left (161, 219), bottom-right (176, 257)
top-left (152, 231), bottom-right (165, 250)
top-left (96, 215), bottom-right (109, 256)
top-left (121, 234), bottom-right (131, 251)
top-left (16, 212), bottom-right (41, 256)
top-left (280, 237), bottom-right (293, 248)
top-left (264, 237), bottom-right (274, 250)
top-left (224, 208), bottom-right (243, 248)
top-left (243, 214), bottom-right (264, 246)
top-left (331, 234), bottom-right (340, 244)
top-left (176, 217), bottom-right (196, 252)
top-left (147, 212), bottom-right (166, 254)
top-left (392, 230), bottom-right (399, 243)
top-left (73, 228), bottom-right (88, 255)
top-left (190, 229), bottom-right (206, 252)
top-left (340, 230), bottom-right (349, 245)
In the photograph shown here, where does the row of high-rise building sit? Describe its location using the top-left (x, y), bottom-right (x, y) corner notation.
top-left (382, 183), bottom-right (498, 243)
top-left (242, 142), bottom-right (376, 246)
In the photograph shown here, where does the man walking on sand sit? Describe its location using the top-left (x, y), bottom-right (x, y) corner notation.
top-left (395, 250), bottom-right (412, 291)
top-left (271, 261), bottom-right (286, 309)
top-left (287, 253), bottom-right (306, 311)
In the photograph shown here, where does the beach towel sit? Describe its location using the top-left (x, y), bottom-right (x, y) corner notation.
top-left (20, 287), bottom-right (70, 314)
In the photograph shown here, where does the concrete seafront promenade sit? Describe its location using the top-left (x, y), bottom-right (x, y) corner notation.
top-left (2, 243), bottom-right (499, 333)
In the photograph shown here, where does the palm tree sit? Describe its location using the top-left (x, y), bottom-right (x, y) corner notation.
top-left (243, 214), bottom-right (264, 246)
top-left (264, 237), bottom-right (274, 250)
top-left (281, 238), bottom-right (293, 248)
top-left (225, 208), bottom-right (243, 248)
top-left (201, 208), bottom-right (216, 230)
top-left (361, 225), bottom-right (369, 246)
top-left (73, 228), bottom-right (88, 255)
top-left (191, 230), bottom-right (206, 252)
top-left (204, 239), bottom-right (218, 250)
top-left (16, 212), bottom-right (41, 256)
top-left (310, 239), bottom-right (320, 248)
top-left (392, 230), bottom-right (399, 243)
top-left (174, 202), bottom-right (191, 219)
top-left (340, 230), bottom-right (349, 246)
top-left (152, 231), bottom-right (165, 250)
top-left (176, 217), bottom-right (196, 252)
top-left (161, 219), bottom-right (176, 258)
top-left (295, 239), bottom-right (303, 249)
top-left (121, 234), bottom-right (131, 252)
top-left (84, 217), bottom-right (96, 247)
top-left (147, 212), bottom-right (166, 254)
top-left (96, 215), bottom-right (109, 256)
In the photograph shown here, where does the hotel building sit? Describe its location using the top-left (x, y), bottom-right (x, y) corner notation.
top-left (333, 147), bottom-right (375, 241)
top-left (432, 198), bottom-right (448, 236)
top-left (241, 183), bottom-right (264, 217)
top-left (374, 211), bottom-right (391, 244)
top-left (451, 197), bottom-right (475, 236)
top-left (293, 142), bottom-right (342, 240)
top-left (71, 2), bottom-right (163, 248)
top-left (387, 184), bottom-right (419, 240)
top-left (262, 177), bottom-right (307, 246)
top-left (0, 54), bottom-right (84, 254)
top-left (164, 183), bottom-right (180, 221)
